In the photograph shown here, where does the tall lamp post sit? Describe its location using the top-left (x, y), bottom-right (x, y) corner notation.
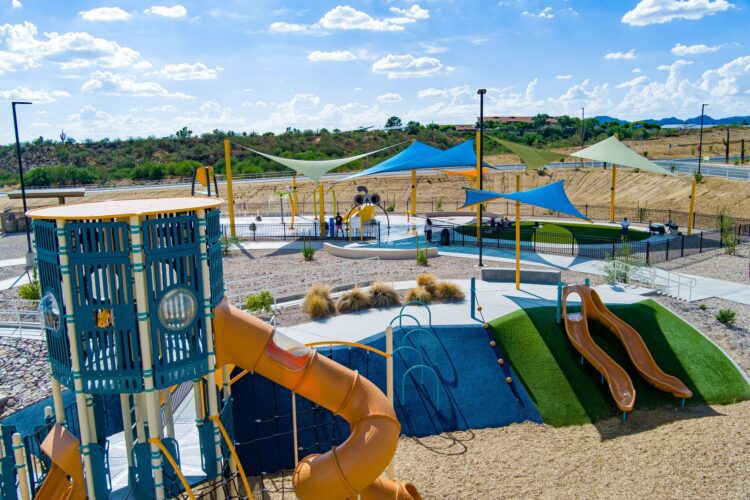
top-left (697, 103), bottom-right (708, 175)
top-left (580, 107), bottom-right (585, 168)
top-left (476, 88), bottom-right (486, 267)
top-left (12, 101), bottom-right (33, 262)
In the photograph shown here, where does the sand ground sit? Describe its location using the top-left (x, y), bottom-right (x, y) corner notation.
top-left (256, 400), bottom-right (750, 499)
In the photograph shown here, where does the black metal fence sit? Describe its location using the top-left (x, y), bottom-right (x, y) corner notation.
top-left (432, 223), bottom-right (741, 264)
top-left (222, 221), bottom-right (381, 241)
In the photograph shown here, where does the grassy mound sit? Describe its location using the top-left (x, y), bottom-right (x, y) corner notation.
top-left (489, 300), bottom-right (750, 426)
top-left (459, 221), bottom-right (650, 244)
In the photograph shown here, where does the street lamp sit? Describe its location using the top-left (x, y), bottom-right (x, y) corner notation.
top-left (477, 88), bottom-right (486, 267)
top-left (12, 101), bottom-right (33, 261)
top-left (580, 107), bottom-right (585, 168)
top-left (697, 103), bottom-right (708, 175)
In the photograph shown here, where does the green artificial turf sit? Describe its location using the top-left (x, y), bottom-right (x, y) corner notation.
top-left (459, 221), bottom-right (650, 244)
top-left (489, 300), bottom-right (750, 426)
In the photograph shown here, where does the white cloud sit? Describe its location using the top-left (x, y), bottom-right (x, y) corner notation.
top-left (153, 62), bottom-right (220, 80)
top-left (81, 71), bottom-right (194, 98)
top-left (148, 105), bottom-right (177, 112)
top-left (633, 67), bottom-right (643, 73)
top-left (133, 61), bottom-right (152, 70)
top-left (389, 5), bottom-right (430, 20)
top-left (556, 74), bottom-right (572, 80)
top-left (372, 54), bottom-right (447, 78)
top-left (144, 5), bottom-right (187, 18)
top-left (0, 86), bottom-right (70, 103)
top-left (65, 105), bottom-right (161, 139)
top-left (79, 7), bottom-right (131, 22)
top-left (604, 49), bottom-right (637, 60)
top-left (616, 76), bottom-right (649, 88)
top-left (622, 0), bottom-right (734, 26)
top-left (417, 85), bottom-right (471, 105)
top-left (11, 0), bottom-right (21, 8)
top-left (0, 22), bottom-right (140, 74)
top-left (376, 92), bottom-right (402, 102)
top-left (269, 5), bottom-right (430, 34)
top-left (308, 50), bottom-right (357, 62)
top-left (671, 43), bottom-right (721, 55)
top-left (699, 55), bottom-right (750, 96)
top-left (522, 7), bottom-right (555, 19)
top-left (555, 79), bottom-right (613, 114)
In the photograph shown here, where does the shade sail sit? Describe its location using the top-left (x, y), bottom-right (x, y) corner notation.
top-left (570, 135), bottom-right (672, 175)
top-left (338, 139), bottom-right (487, 182)
top-left (235, 142), bottom-right (402, 182)
top-left (460, 180), bottom-right (589, 220)
top-left (438, 167), bottom-right (489, 178)
top-left (488, 137), bottom-right (566, 170)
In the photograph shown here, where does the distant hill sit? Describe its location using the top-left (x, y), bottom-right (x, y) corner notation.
top-left (598, 115), bottom-right (750, 126)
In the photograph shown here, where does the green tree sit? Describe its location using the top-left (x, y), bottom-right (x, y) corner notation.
top-left (385, 116), bottom-right (403, 128)
top-left (175, 126), bottom-right (193, 140)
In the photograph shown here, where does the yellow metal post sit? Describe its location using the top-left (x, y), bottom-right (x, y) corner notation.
top-left (515, 175), bottom-right (521, 290)
top-left (411, 169), bottom-right (417, 233)
top-left (688, 177), bottom-right (697, 235)
top-left (476, 131), bottom-right (482, 240)
top-left (609, 164), bottom-right (617, 222)
top-left (290, 175), bottom-right (297, 229)
top-left (319, 183), bottom-right (325, 237)
top-left (223, 140), bottom-right (236, 238)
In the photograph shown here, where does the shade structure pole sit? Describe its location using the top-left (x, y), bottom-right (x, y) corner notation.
top-left (319, 183), bottom-right (325, 237)
top-left (687, 177), bottom-right (697, 235)
top-left (290, 175), bottom-right (297, 229)
top-left (515, 175), bottom-right (521, 290)
top-left (609, 164), bottom-right (617, 222)
top-left (223, 139), bottom-right (236, 238)
top-left (476, 131), bottom-right (482, 255)
top-left (411, 168), bottom-right (417, 233)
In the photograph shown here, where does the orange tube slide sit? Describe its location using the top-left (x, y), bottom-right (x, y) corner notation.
top-left (212, 299), bottom-right (420, 499)
top-left (36, 424), bottom-right (86, 500)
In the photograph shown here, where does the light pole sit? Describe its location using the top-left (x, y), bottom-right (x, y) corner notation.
top-left (697, 103), bottom-right (708, 175)
top-left (12, 101), bottom-right (33, 260)
top-left (477, 88), bottom-right (486, 267)
top-left (580, 107), bottom-right (585, 168)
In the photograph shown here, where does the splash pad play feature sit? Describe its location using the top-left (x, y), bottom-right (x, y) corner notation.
top-left (10, 197), bottom-right (420, 499)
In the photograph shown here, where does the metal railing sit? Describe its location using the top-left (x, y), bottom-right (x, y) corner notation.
top-left (223, 221), bottom-right (380, 241)
top-left (0, 299), bottom-right (42, 338)
top-left (602, 260), bottom-right (697, 301)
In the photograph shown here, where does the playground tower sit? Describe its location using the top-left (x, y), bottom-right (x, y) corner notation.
top-left (24, 197), bottom-right (236, 499)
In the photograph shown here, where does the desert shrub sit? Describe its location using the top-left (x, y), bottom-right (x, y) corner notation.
top-left (245, 291), bottom-right (274, 315)
top-left (694, 172), bottom-right (703, 183)
top-left (416, 250), bottom-right (428, 266)
top-left (716, 309), bottom-right (736, 325)
top-left (434, 281), bottom-right (465, 302)
top-left (221, 235), bottom-right (239, 256)
top-left (404, 287), bottom-right (432, 304)
top-left (336, 287), bottom-right (370, 313)
top-left (698, 303), bottom-right (708, 311)
top-left (718, 207), bottom-right (737, 255)
top-left (369, 281), bottom-right (400, 308)
top-left (416, 273), bottom-right (437, 288)
top-left (302, 246), bottom-right (315, 261)
top-left (303, 283), bottom-right (334, 319)
top-left (18, 268), bottom-right (40, 301)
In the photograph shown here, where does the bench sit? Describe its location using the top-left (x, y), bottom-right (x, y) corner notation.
top-left (481, 267), bottom-right (561, 284)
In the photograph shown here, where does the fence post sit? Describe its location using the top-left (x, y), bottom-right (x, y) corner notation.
top-left (666, 239), bottom-right (670, 260)
top-left (585, 204), bottom-right (588, 218)
top-left (681, 235), bottom-right (685, 257)
top-left (699, 231), bottom-right (703, 252)
top-left (646, 241), bottom-right (650, 264)
top-left (611, 239), bottom-right (616, 257)
top-left (533, 231), bottom-right (536, 252)
top-left (470, 277), bottom-right (476, 321)
top-left (555, 282), bottom-right (563, 325)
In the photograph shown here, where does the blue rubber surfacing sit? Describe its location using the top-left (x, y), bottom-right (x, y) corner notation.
top-left (231, 323), bottom-right (541, 475)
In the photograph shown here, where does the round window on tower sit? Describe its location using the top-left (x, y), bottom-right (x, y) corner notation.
top-left (39, 292), bottom-right (61, 332)
top-left (157, 287), bottom-right (198, 331)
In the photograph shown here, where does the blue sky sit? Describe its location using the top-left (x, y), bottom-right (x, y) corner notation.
top-left (1, 0), bottom-right (749, 142)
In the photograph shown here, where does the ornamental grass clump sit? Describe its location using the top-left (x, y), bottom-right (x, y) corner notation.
top-left (369, 281), bottom-right (401, 308)
top-left (336, 287), bottom-right (370, 314)
top-left (303, 283), bottom-right (334, 319)
top-left (404, 287), bottom-right (432, 304)
top-left (433, 281), bottom-right (465, 302)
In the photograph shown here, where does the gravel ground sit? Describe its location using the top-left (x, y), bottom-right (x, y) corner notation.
top-left (0, 337), bottom-right (49, 417)
top-left (0, 232), bottom-right (31, 259)
top-left (256, 400), bottom-right (750, 499)
top-left (656, 245), bottom-right (750, 284)
top-left (0, 264), bottom-right (28, 281)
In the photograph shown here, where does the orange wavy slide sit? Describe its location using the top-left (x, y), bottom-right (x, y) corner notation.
top-left (213, 298), bottom-right (421, 500)
top-left (35, 424), bottom-right (86, 500)
top-left (562, 285), bottom-right (692, 412)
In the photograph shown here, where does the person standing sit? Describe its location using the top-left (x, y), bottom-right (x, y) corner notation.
top-left (335, 212), bottom-right (345, 238)
top-left (621, 217), bottom-right (630, 240)
top-left (424, 217), bottom-right (433, 244)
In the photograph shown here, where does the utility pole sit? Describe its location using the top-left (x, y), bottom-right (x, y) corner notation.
top-left (476, 88), bottom-right (486, 267)
top-left (580, 107), bottom-right (585, 168)
top-left (697, 103), bottom-right (708, 175)
top-left (12, 101), bottom-right (33, 262)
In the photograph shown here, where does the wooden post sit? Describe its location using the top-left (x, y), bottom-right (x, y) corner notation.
top-left (687, 177), bottom-right (696, 235)
top-left (56, 219), bottom-right (98, 499)
top-left (411, 169), bottom-right (417, 233)
top-left (386, 326), bottom-right (395, 480)
top-left (12, 433), bottom-right (30, 500)
top-left (51, 377), bottom-right (65, 424)
top-left (223, 139), bottom-right (236, 238)
top-left (130, 215), bottom-right (165, 500)
top-left (120, 394), bottom-right (134, 467)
